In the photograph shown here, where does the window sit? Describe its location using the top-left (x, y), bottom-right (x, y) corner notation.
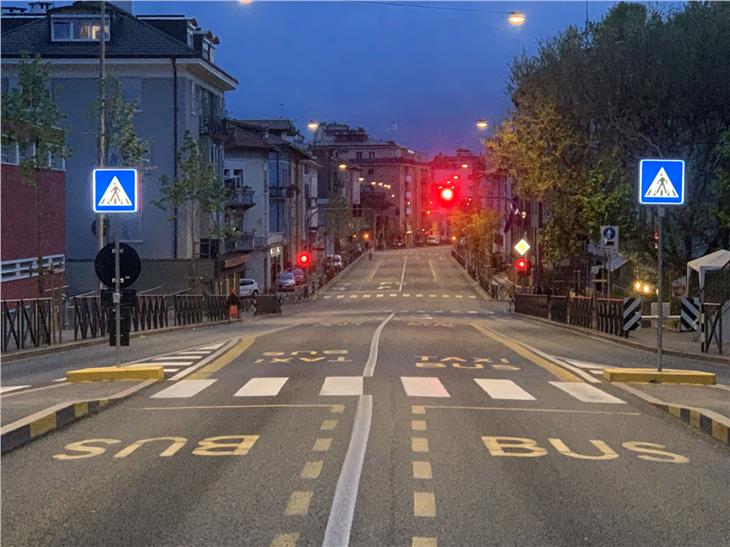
top-left (1, 141), bottom-right (19, 165)
top-left (356, 151), bottom-right (362, 160)
top-left (49, 150), bottom-right (65, 171)
top-left (202, 40), bottom-right (211, 61)
top-left (51, 16), bottom-right (110, 42)
top-left (368, 151), bottom-right (375, 159)
top-left (368, 168), bottom-right (374, 175)
top-left (186, 25), bottom-right (194, 47)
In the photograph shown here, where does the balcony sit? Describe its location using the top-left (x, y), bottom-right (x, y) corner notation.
top-left (227, 186), bottom-right (255, 209)
top-left (226, 233), bottom-right (268, 252)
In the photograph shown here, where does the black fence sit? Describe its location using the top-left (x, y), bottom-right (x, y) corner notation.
top-left (1, 299), bottom-right (63, 352)
top-left (516, 294), bottom-right (630, 338)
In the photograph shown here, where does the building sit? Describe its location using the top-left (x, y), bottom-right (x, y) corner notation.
top-left (1, 1), bottom-right (237, 294)
top-left (312, 123), bottom-right (430, 247)
top-left (223, 120), bottom-right (319, 290)
top-left (1, 144), bottom-right (66, 300)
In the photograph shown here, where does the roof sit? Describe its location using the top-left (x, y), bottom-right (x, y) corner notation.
top-left (224, 126), bottom-right (271, 151)
top-left (687, 249), bottom-right (730, 272)
top-left (1, 2), bottom-right (238, 85)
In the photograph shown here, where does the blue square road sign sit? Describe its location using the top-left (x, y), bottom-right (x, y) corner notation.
top-left (93, 168), bottom-right (138, 213)
top-left (639, 159), bottom-right (685, 206)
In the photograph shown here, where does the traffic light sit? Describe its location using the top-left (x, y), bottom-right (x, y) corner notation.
top-left (515, 257), bottom-right (530, 276)
top-left (440, 187), bottom-right (455, 203)
top-left (296, 251), bottom-right (312, 268)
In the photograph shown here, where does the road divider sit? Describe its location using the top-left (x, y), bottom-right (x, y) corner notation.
top-left (66, 365), bottom-right (164, 383)
top-left (603, 368), bottom-right (716, 385)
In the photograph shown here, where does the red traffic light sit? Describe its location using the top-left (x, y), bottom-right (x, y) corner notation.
top-left (296, 251), bottom-right (312, 268)
top-left (440, 187), bottom-right (455, 202)
top-left (515, 257), bottom-right (530, 274)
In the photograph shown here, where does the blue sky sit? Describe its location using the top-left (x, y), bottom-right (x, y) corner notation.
top-left (36, 1), bottom-right (622, 153)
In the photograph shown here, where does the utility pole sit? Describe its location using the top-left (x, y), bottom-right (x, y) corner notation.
top-left (96, 0), bottom-right (107, 282)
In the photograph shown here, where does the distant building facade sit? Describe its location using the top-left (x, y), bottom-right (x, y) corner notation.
top-left (1, 1), bottom-right (237, 294)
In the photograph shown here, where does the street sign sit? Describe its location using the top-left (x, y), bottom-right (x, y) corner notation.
top-left (93, 168), bottom-right (138, 213)
top-left (514, 238), bottom-right (530, 256)
top-left (600, 225), bottom-right (619, 253)
top-left (638, 159), bottom-right (685, 205)
top-left (94, 242), bottom-right (141, 289)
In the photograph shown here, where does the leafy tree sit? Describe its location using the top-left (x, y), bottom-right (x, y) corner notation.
top-left (324, 194), bottom-right (357, 254)
top-left (153, 131), bottom-right (230, 291)
top-left (1, 54), bottom-right (68, 295)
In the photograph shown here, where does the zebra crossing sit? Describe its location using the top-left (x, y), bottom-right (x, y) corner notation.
top-left (148, 375), bottom-right (625, 404)
top-left (323, 292), bottom-right (478, 300)
top-left (130, 341), bottom-right (229, 379)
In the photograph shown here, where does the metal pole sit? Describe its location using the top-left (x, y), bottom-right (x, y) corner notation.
top-left (96, 0), bottom-right (107, 289)
top-left (607, 252), bottom-right (611, 298)
top-left (657, 207), bottom-right (665, 371)
top-left (114, 238), bottom-right (121, 366)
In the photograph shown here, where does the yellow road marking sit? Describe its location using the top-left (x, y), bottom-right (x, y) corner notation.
top-left (285, 491), bottom-right (313, 515)
top-left (420, 405), bottom-right (640, 416)
top-left (320, 419), bottom-right (338, 431)
top-left (412, 537), bottom-right (437, 547)
top-left (413, 491), bottom-right (436, 517)
top-left (300, 461), bottom-right (323, 479)
top-left (74, 402), bottom-right (88, 418)
top-left (411, 437), bottom-right (429, 453)
top-left (330, 404), bottom-right (345, 413)
top-left (30, 414), bottom-right (56, 438)
top-left (411, 420), bottom-right (427, 431)
top-left (312, 438), bottom-right (332, 452)
top-left (471, 323), bottom-right (581, 382)
top-left (270, 533), bottom-right (299, 547)
top-left (412, 405), bottom-right (426, 415)
top-left (412, 461), bottom-right (432, 479)
top-left (189, 336), bottom-right (256, 379)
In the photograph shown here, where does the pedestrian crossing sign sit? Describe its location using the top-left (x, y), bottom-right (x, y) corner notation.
top-left (639, 159), bottom-right (685, 205)
top-left (93, 168), bottom-right (138, 213)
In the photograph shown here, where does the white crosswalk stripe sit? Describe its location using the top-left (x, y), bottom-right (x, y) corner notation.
top-left (198, 342), bottom-right (225, 350)
top-left (151, 379), bottom-right (217, 399)
top-left (138, 361), bottom-right (194, 367)
top-left (549, 382), bottom-right (625, 404)
top-left (474, 379), bottom-right (535, 400)
top-left (320, 376), bottom-right (363, 396)
top-left (401, 376), bottom-right (450, 397)
top-left (155, 356), bottom-right (200, 361)
top-left (235, 377), bottom-right (288, 397)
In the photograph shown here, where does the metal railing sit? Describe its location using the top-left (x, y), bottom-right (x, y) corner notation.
top-left (514, 294), bottom-right (549, 318)
top-left (595, 298), bottom-right (624, 336)
top-left (700, 258), bottom-right (729, 354)
top-left (1, 298), bottom-right (63, 352)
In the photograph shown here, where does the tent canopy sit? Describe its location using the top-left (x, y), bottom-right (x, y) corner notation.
top-left (686, 249), bottom-right (730, 291)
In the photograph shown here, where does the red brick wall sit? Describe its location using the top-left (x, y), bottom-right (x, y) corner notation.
top-left (1, 164), bottom-right (66, 300)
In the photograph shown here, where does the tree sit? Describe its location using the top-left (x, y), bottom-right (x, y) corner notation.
top-left (324, 194), bottom-right (357, 254)
top-left (1, 54), bottom-right (68, 295)
top-left (153, 131), bottom-right (230, 291)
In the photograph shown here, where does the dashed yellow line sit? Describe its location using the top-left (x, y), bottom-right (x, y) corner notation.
top-left (270, 532), bottom-right (299, 547)
top-left (413, 491), bottom-right (436, 517)
top-left (285, 491), bottom-right (313, 516)
top-left (312, 438), bottom-right (332, 452)
top-left (411, 420), bottom-right (427, 431)
top-left (412, 405), bottom-right (426, 415)
top-left (300, 461), bottom-right (323, 479)
top-left (412, 461), bottom-right (432, 479)
top-left (320, 419), bottom-right (338, 431)
top-left (189, 336), bottom-right (256, 379)
top-left (411, 437), bottom-right (429, 453)
top-left (412, 537), bottom-right (437, 547)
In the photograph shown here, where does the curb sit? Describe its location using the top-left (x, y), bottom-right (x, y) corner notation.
top-left (603, 368), bottom-right (716, 385)
top-left (0, 379), bottom-right (158, 454)
top-left (512, 312), bottom-right (730, 366)
top-left (1, 318), bottom-right (248, 364)
top-left (613, 382), bottom-right (730, 447)
top-left (67, 365), bottom-right (165, 383)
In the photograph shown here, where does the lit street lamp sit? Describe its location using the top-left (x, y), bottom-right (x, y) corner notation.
top-left (508, 11), bottom-right (526, 26)
top-left (307, 120), bottom-right (319, 132)
top-left (476, 119), bottom-right (488, 130)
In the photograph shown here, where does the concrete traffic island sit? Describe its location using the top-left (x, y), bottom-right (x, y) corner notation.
top-left (66, 365), bottom-right (165, 383)
top-left (603, 368), bottom-right (716, 385)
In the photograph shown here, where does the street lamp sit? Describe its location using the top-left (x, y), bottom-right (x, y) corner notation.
top-left (338, 163), bottom-right (347, 171)
top-left (508, 11), bottom-right (526, 26)
top-left (476, 119), bottom-right (488, 130)
top-left (307, 121), bottom-right (319, 132)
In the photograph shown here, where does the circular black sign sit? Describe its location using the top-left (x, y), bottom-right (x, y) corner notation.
top-left (94, 243), bottom-right (141, 289)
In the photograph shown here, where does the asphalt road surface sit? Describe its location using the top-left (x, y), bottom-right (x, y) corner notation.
top-left (3, 246), bottom-right (729, 546)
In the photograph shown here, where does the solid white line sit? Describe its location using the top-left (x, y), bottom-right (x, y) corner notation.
top-left (235, 377), bottom-right (289, 397)
top-left (363, 313), bottom-right (395, 377)
top-left (171, 351), bottom-right (210, 356)
top-left (474, 379), bottom-right (535, 401)
top-left (320, 376), bottom-right (364, 396)
top-left (565, 358), bottom-right (609, 370)
top-left (138, 361), bottom-right (194, 367)
top-left (322, 394), bottom-right (373, 547)
top-left (401, 377), bottom-right (450, 398)
top-left (549, 382), bottom-right (626, 404)
top-left (428, 259), bottom-right (439, 283)
top-left (517, 342), bottom-right (601, 384)
top-left (0, 385), bottom-right (31, 394)
top-left (154, 356), bottom-right (200, 361)
top-left (151, 379), bottom-right (216, 399)
top-left (399, 256), bottom-right (408, 291)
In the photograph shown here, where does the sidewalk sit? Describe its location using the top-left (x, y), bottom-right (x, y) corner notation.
top-left (1, 379), bottom-right (157, 453)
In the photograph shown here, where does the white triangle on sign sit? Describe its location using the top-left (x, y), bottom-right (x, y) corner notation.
top-left (644, 167), bottom-right (678, 199)
top-left (98, 176), bottom-right (133, 207)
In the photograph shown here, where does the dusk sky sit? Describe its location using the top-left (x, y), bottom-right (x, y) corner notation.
top-left (57, 1), bottom-right (622, 153)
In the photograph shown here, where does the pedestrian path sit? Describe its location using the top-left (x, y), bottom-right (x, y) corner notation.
top-left (147, 375), bottom-right (626, 405)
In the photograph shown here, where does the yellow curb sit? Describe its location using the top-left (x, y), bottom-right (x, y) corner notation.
top-left (603, 368), bottom-right (715, 385)
top-left (66, 366), bottom-right (164, 383)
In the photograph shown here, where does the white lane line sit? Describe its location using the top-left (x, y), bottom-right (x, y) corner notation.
top-left (322, 394), bottom-right (373, 547)
top-left (235, 377), bottom-right (289, 397)
top-left (350, 295), bottom-right (359, 299)
top-left (467, 311), bottom-right (478, 314)
top-left (154, 356), bottom-right (200, 361)
top-left (428, 259), bottom-right (439, 283)
top-left (171, 351), bottom-right (210, 356)
top-left (429, 294), bottom-right (437, 298)
top-left (564, 358), bottom-right (609, 370)
top-left (590, 370), bottom-right (603, 375)
top-left (363, 312), bottom-right (396, 377)
top-left (336, 295), bottom-right (345, 299)
top-left (469, 295), bottom-right (477, 299)
top-left (399, 256), bottom-right (408, 291)
top-left (474, 379), bottom-right (536, 401)
top-left (323, 295), bottom-right (332, 300)
top-left (0, 385), bottom-right (31, 394)
top-left (519, 343), bottom-right (601, 384)
top-left (164, 368), bottom-right (181, 373)
top-left (400, 377), bottom-right (450, 398)
top-left (52, 378), bottom-right (67, 382)
top-left (549, 382), bottom-right (626, 404)
top-left (455, 295), bottom-right (464, 299)
top-left (151, 379), bottom-right (217, 399)
top-left (389, 293), bottom-right (398, 297)
top-left (402, 294), bottom-right (410, 297)
top-left (442, 294), bottom-right (450, 298)
top-left (320, 376), bottom-right (364, 396)
top-left (139, 361), bottom-right (194, 367)
top-left (376, 294), bottom-right (384, 298)
top-left (362, 294), bottom-right (371, 298)
top-left (416, 294), bottom-right (423, 298)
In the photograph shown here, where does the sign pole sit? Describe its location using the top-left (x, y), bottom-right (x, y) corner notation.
top-left (607, 252), bottom-right (611, 298)
top-left (114, 237), bottom-right (121, 366)
top-left (657, 206), bottom-right (665, 371)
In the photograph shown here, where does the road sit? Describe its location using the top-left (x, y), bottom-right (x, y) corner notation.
top-left (2, 246), bottom-right (729, 546)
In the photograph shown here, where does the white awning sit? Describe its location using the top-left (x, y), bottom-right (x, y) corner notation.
top-left (686, 249), bottom-right (730, 290)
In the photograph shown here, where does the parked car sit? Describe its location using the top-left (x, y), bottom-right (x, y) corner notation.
top-left (238, 278), bottom-right (260, 297)
top-left (326, 255), bottom-right (344, 271)
top-left (291, 268), bottom-right (306, 285)
top-left (276, 271), bottom-right (296, 291)
top-left (426, 235), bottom-right (440, 245)
top-left (392, 239), bottom-right (404, 248)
